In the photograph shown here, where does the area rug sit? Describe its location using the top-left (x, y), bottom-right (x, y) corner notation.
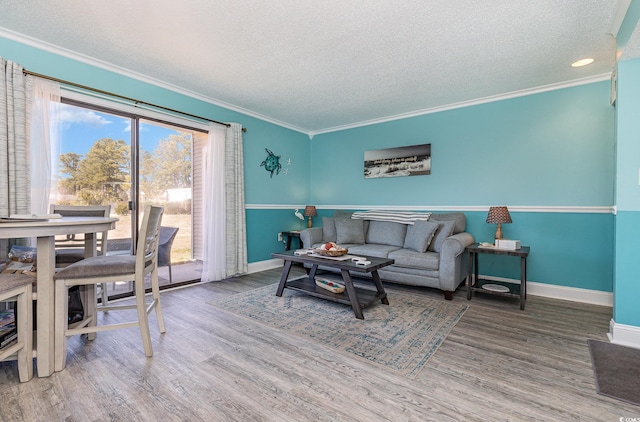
top-left (588, 339), bottom-right (640, 406)
top-left (209, 282), bottom-right (467, 378)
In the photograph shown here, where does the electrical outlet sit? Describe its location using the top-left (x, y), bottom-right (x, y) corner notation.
top-left (277, 232), bottom-right (283, 242)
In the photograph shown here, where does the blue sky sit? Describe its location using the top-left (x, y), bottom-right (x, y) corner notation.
top-left (59, 103), bottom-right (180, 156)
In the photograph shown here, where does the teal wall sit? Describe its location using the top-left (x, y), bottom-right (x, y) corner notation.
top-left (613, 59), bottom-right (640, 326)
top-left (311, 83), bottom-right (615, 292)
top-left (0, 35), bottom-right (310, 264)
top-left (311, 83), bottom-right (614, 206)
top-left (1, 34), bottom-right (618, 294)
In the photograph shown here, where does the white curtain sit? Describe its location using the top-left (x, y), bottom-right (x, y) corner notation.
top-left (201, 124), bottom-right (226, 281)
top-left (201, 122), bottom-right (247, 281)
top-left (0, 57), bottom-right (31, 217)
top-left (224, 123), bottom-right (247, 276)
top-left (30, 78), bottom-right (61, 215)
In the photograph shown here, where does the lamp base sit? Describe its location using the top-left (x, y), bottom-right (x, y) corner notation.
top-left (494, 223), bottom-right (503, 240)
top-left (307, 217), bottom-right (313, 228)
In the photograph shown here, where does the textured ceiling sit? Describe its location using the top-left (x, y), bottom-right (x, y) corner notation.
top-left (0, 0), bottom-right (633, 134)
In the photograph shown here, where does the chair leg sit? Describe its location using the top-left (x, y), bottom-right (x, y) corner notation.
top-left (85, 284), bottom-right (97, 341)
top-left (168, 264), bottom-right (172, 283)
top-left (54, 281), bottom-right (69, 372)
top-left (136, 276), bottom-right (153, 357)
top-left (16, 283), bottom-right (33, 382)
top-left (100, 282), bottom-right (109, 308)
top-left (151, 267), bottom-right (166, 334)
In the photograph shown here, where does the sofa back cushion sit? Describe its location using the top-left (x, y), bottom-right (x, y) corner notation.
top-left (403, 220), bottom-right (439, 252)
top-left (429, 212), bottom-right (466, 234)
top-left (428, 219), bottom-right (457, 252)
top-left (366, 220), bottom-right (407, 247)
top-left (322, 217), bottom-right (337, 242)
top-left (335, 218), bottom-right (365, 244)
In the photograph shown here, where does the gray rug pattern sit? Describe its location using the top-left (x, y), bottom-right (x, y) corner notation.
top-left (210, 283), bottom-right (467, 378)
top-left (588, 339), bottom-right (640, 406)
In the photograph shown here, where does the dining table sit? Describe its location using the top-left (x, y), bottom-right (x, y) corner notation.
top-left (0, 215), bottom-right (118, 377)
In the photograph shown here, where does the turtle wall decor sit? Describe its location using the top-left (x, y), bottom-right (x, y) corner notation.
top-left (260, 148), bottom-right (282, 178)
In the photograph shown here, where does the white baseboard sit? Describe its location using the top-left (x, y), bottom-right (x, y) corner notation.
top-left (608, 319), bottom-right (640, 349)
top-left (248, 258), bottom-right (283, 274)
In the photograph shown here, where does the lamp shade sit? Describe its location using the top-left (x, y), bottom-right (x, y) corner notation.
top-left (303, 205), bottom-right (317, 217)
top-left (486, 206), bottom-right (512, 224)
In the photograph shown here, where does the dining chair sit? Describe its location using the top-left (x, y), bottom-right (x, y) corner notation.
top-left (50, 204), bottom-right (111, 307)
top-left (53, 205), bottom-right (166, 372)
top-left (157, 226), bottom-right (179, 283)
top-left (0, 273), bottom-right (34, 382)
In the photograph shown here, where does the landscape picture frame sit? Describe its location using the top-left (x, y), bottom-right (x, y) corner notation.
top-left (364, 143), bottom-right (431, 179)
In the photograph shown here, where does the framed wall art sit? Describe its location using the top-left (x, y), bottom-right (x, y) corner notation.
top-left (364, 143), bottom-right (431, 179)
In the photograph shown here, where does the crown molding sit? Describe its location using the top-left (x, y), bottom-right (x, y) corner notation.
top-left (309, 74), bottom-right (612, 137)
top-left (0, 26), bottom-right (309, 135)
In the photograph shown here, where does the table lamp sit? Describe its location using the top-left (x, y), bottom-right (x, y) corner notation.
top-left (486, 206), bottom-right (512, 240)
top-left (304, 205), bottom-right (317, 228)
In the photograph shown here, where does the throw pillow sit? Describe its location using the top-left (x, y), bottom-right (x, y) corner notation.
top-left (428, 219), bottom-right (456, 253)
top-left (403, 220), bottom-right (439, 253)
top-left (366, 220), bottom-right (408, 247)
top-left (335, 218), bottom-right (365, 244)
top-left (322, 217), bottom-right (337, 242)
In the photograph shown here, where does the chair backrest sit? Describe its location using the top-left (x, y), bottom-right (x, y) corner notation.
top-left (135, 205), bottom-right (164, 276)
top-left (49, 205), bottom-right (112, 255)
top-left (157, 226), bottom-right (179, 268)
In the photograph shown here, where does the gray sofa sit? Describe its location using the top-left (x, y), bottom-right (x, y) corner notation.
top-left (299, 211), bottom-right (474, 300)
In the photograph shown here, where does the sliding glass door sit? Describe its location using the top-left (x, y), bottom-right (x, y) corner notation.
top-left (56, 101), bottom-right (196, 297)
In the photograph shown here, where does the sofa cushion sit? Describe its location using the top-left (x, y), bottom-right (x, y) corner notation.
top-left (403, 220), bottom-right (439, 252)
top-left (348, 244), bottom-right (402, 258)
top-left (430, 212), bottom-right (466, 234)
top-left (335, 218), bottom-right (365, 244)
top-left (428, 220), bottom-right (456, 253)
top-left (388, 249), bottom-right (440, 271)
top-left (322, 217), bottom-right (337, 242)
top-left (365, 220), bottom-right (407, 247)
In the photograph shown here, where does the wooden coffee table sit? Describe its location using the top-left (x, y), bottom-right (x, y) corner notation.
top-left (271, 250), bottom-right (393, 319)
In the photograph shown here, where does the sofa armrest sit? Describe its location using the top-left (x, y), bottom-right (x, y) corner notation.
top-left (439, 232), bottom-right (475, 291)
top-left (441, 232), bottom-right (475, 258)
top-left (300, 227), bottom-right (323, 248)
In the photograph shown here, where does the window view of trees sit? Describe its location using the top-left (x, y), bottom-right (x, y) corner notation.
top-left (59, 138), bottom-right (130, 208)
top-left (140, 132), bottom-right (192, 214)
top-left (58, 131), bottom-right (192, 216)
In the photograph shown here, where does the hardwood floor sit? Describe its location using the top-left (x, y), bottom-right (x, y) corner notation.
top-left (1, 268), bottom-right (636, 421)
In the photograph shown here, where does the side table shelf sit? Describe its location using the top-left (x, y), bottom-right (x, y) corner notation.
top-left (466, 243), bottom-right (530, 310)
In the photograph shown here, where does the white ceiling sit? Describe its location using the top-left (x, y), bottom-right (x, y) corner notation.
top-left (0, 0), bottom-right (636, 135)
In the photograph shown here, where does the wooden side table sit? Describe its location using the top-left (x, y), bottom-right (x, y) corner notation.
top-left (282, 230), bottom-right (302, 251)
top-left (466, 243), bottom-right (530, 310)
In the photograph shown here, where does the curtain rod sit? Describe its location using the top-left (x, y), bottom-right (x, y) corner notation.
top-left (23, 69), bottom-right (246, 132)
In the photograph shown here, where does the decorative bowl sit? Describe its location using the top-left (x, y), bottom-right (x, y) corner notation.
top-left (313, 248), bottom-right (349, 257)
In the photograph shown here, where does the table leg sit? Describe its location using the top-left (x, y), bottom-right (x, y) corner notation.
top-left (275, 260), bottom-right (293, 296)
top-left (36, 236), bottom-right (55, 377)
top-left (341, 270), bottom-right (364, 320)
top-left (84, 233), bottom-right (98, 339)
top-left (520, 256), bottom-right (527, 310)
top-left (370, 270), bottom-right (389, 305)
top-left (467, 251), bottom-right (479, 300)
top-left (285, 236), bottom-right (292, 251)
top-left (467, 250), bottom-right (474, 300)
top-left (308, 264), bottom-right (319, 281)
